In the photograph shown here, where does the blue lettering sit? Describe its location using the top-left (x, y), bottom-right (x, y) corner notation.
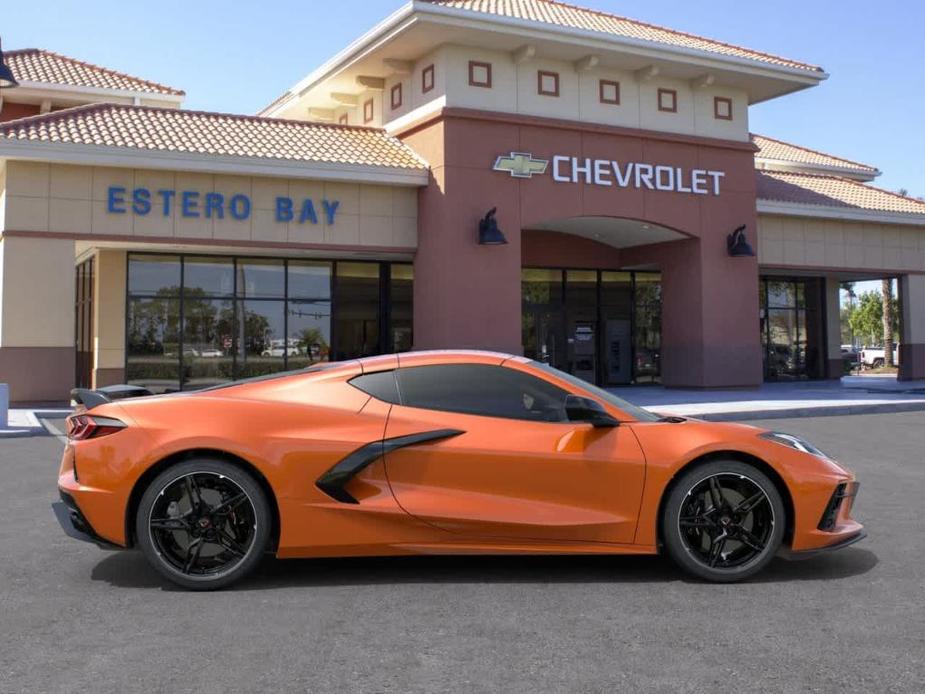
top-left (229, 194), bottom-right (251, 220)
top-left (157, 190), bottom-right (175, 217)
top-left (275, 197), bottom-right (293, 222)
top-left (132, 188), bottom-right (151, 215)
top-left (204, 192), bottom-right (225, 219)
top-left (299, 199), bottom-right (318, 224)
top-left (182, 191), bottom-right (200, 218)
top-left (322, 199), bottom-right (340, 225)
top-left (107, 186), bottom-right (127, 214)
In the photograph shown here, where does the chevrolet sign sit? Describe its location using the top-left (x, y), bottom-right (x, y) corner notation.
top-left (491, 151), bottom-right (725, 196)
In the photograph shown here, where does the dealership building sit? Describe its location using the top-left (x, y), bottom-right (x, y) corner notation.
top-left (1, 0), bottom-right (924, 403)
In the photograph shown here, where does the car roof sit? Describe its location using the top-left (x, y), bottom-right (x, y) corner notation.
top-left (359, 349), bottom-right (519, 371)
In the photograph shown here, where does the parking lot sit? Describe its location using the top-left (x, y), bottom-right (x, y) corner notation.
top-left (2, 412), bottom-right (923, 693)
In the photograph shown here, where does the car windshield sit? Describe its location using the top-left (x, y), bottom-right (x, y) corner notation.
top-left (530, 361), bottom-right (661, 422)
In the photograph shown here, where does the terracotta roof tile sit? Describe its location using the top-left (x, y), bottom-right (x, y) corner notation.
top-left (5, 48), bottom-right (184, 96)
top-left (756, 171), bottom-right (925, 216)
top-left (0, 103), bottom-right (428, 170)
top-left (752, 134), bottom-right (878, 174)
top-left (422, 0), bottom-right (822, 72)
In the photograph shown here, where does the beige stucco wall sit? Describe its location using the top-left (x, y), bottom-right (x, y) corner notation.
top-left (757, 214), bottom-right (925, 272)
top-left (0, 234), bottom-right (75, 347)
top-left (288, 44), bottom-right (749, 142)
top-left (94, 249), bottom-right (127, 371)
top-left (1, 161), bottom-right (418, 249)
top-left (901, 273), bottom-right (925, 343)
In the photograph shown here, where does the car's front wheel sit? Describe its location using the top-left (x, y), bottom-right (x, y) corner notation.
top-left (135, 458), bottom-right (271, 590)
top-left (662, 460), bottom-right (785, 582)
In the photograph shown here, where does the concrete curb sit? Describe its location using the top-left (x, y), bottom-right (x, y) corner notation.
top-left (672, 401), bottom-right (925, 422)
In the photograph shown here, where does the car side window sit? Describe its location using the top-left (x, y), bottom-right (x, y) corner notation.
top-left (349, 371), bottom-right (400, 403)
top-left (396, 364), bottom-right (569, 422)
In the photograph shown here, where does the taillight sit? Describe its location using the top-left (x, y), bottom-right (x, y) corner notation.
top-left (66, 414), bottom-right (126, 440)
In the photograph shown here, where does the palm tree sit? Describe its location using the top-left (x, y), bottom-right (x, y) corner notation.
top-left (882, 278), bottom-right (894, 368)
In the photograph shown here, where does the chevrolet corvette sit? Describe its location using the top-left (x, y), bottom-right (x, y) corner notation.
top-left (54, 350), bottom-right (864, 590)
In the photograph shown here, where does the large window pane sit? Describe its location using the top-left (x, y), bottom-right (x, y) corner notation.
top-left (633, 273), bottom-right (662, 384)
top-left (390, 264), bottom-right (413, 353)
top-left (236, 259), bottom-right (284, 299)
top-left (333, 262), bottom-right (380, 360)
top-left (184, 256), bottom-right (234, 297)
top-left (126, 297), bottom-right (180, 393)
top-left (397, 364), bottom-right (569, 422)
top-left (289, 260), bottom-right (332, 299)
top-left (522, 268), bottom-right (562, 305)
top-left (236, 300), bottom-right (287, 379)
top-left (767, 280), bottom-right (795, 309)
top-left (182, 298), bottom-right (234, 389)
top-left (288, 300), bottom-right (332, 368)
top-left (601, 271), bottom-right (632, 309)
top-left (128, 255), bottom-right (180, 297)
top-left (566, 270), bottom-right (597, 305)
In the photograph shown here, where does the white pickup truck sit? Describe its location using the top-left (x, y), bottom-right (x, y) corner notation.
top-left (859, 345), bottom-right (900, 368)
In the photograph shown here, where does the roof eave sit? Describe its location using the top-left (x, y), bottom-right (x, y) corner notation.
top-left (12, 80), bottom-right (185, 103)
top-left (259, 0), bottom-right (826, 117)
top-left (415, 1), bottom-right (828, 83)
top-left (757, 199), bottom-right (925, 226)
top-left (755, 158), bottom-right (880, 182)
top-left (258, 2), bottom-right (417, 116)
top-left (0, 139), bottom-right (429, 187)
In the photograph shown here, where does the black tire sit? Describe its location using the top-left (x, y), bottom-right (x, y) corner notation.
top-left (135, 458), bottom-right (271, 590)
top-left (662, 460), bottom-right (785, 582)
top-left (871, 358), bottom-right (884, 369)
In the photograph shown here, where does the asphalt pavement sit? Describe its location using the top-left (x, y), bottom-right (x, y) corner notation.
top-left (1, 412), bottom-right (923, 693)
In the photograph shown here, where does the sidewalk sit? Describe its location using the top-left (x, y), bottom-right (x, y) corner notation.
top-left (615, 375), bottom-right (925, 421)
top-left (0, 408), bottom-right (72, 438)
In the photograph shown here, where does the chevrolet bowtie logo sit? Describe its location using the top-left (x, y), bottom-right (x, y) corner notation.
top-left (492, 152), bottom-right (549, 179)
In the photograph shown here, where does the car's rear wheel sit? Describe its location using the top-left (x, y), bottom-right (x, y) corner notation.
top-left (662, 460), bottom-right (785, 582)
top-left (871, 358), bottom-right (884, 369)
top-left (135, 459), bottom-right (270, 590)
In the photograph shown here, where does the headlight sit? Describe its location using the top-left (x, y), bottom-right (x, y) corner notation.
top-left (759, 431), bottom-right (829, 458)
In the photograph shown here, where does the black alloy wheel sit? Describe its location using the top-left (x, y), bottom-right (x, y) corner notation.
top-left (662, 460), bottom-right (785, 582)
top-left (136, 459), bottom-right (271, 590)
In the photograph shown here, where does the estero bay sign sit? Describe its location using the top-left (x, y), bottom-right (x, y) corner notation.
top-left (493, 152), bottom-right (726, 196)
top-left (107, 187), bottom-right (341, 224)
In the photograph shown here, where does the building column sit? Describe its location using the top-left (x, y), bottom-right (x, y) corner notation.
top-left (651, 237), bottom-right (763, 388)
top-left (406, 127), bottom-right (523, 355)
top-left (899, 274), bottom-right (925, 381)
top-left (824, 277), bottom-right (844, 379)
top-left (0, 234), bottom-right (76, 404)
top-left (93, 250), bottom-right (127, 387)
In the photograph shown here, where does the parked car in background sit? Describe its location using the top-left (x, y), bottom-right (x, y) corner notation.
top-left (860, 345), bottom-right (900, 369)
top-left (261, 339), bottom-right (301, 358)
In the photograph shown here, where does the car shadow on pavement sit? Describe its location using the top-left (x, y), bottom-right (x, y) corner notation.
top-left (90, 547), bottom-right (878, 591)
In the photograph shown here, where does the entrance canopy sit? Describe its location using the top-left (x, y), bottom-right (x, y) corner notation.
top-left (528, 216), bottom-right (687, 249)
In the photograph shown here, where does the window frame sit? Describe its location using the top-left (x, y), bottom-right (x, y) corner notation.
top-left (125, 253), bottom-right (413, 391)
top-left (537, 70), bottom-right (560, 97)
top-left (713, 96), bottom-right (733, 121)
top-left (657, 88), bottom-right (678, 113)
top-left (421, 64), bottom-right (435, 94)
top-left (393, 363), bottom-right (573, 423)
top-left (468, 61), bottom-right (492, 88)
top-left (599, 79), bottom-right (620, 105)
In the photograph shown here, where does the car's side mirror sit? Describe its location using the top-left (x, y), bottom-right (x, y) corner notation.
top-left (564, 394), bottom-right (620, 428)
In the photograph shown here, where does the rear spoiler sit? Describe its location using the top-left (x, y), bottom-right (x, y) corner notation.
top-left (71, 384), bottom-right (154, 411)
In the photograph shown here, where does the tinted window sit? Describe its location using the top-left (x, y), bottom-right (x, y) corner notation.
top-left (530, 361), bottom-right (660, 422)
top-left (397, 364), bottom-right (569, 422)
top-left (350, 371), bottom-right (401, 403)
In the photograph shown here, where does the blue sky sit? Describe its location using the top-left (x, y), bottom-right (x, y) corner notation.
top-left (3, 1), bottom-right (922, 196)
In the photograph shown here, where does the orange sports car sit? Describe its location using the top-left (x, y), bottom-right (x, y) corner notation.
top-left (54, 350), bottom-right (864, 590)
